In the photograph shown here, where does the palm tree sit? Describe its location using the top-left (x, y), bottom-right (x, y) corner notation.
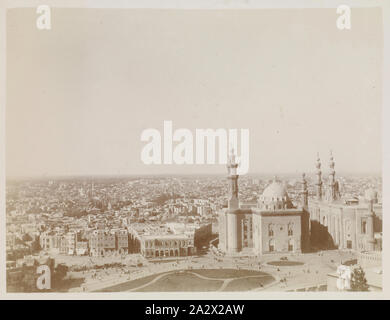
top-left (350, 266), bottom-right (369, 291)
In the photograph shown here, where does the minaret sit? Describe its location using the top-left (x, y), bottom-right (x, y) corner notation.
top-left (365, 188), bottom-right (377, 251)
top-left (301, 173), bottom-right (308, 208)
top-left (366, 201), bottom-right (375, 251)
top-left (226, 148), bottom-right (239, 254)
top-left (301, 172), bottom-right (310, 252)
top-left (227, 148), bottom-right (239, 209)
top-left (328, 150), bottom-right (336, 202)
top-left (315, 153), bottom-right (323, 201)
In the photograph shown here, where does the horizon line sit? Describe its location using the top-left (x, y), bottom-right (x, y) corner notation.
top-left (6, 171), bottom-right (383, 180)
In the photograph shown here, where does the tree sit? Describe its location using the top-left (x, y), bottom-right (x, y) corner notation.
top-left (31, 238), bottom-right (41, 253)
top-left (52, 264), bottom-right (69, 289)
top-left (22, 233), bottom-right (32, 242)
top-left (350, 266), bottom-right (369, 291)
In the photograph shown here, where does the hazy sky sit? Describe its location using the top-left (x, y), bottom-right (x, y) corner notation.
top-left (6, 8), bottom-right (383, 177)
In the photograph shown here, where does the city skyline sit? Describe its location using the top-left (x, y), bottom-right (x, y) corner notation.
top-left (5, 170), bottom-right (383, 180)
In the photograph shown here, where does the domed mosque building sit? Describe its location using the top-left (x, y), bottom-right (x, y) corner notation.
top-left (218, 150), bottom-right (311, 255)
top-left (218, 150), bottom-right (382, 256)
top-left (258, 179), bottom-right (294, 211)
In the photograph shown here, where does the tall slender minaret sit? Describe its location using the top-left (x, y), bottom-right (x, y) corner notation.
top-left (328, 150), bottom-right (336, 202)
top-left (315, 153), bottom-right (323, 201)
top-left (301, 172), bottom-right (310, 252)
top-left (301, 173), bottom-right (308, 208)
top-left (227, 148), bottom-right (239, 209)
top-left (365, 188), bottom-right (377, 251)
top-left (226, 148), bottom-right (239, 254)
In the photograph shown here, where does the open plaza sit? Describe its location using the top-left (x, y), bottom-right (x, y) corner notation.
top-left (54, 249), bottom-right (357, 292)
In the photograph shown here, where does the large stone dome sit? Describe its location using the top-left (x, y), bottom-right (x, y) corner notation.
top-left (258, 178), bottom-right (292, 210)
top-left (262, 181), bottom-right (289, 200)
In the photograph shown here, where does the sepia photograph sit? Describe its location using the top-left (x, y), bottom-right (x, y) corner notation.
top-left (0, 0), bottom-right (389, 301)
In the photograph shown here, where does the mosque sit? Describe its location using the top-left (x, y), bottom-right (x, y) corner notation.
top-left (218, 150), bottom-right (382, 255)
top-left (308, 153), bottom-right (382, 252)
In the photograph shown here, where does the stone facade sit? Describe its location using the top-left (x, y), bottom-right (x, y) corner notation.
top-left (219, 207), bottom-right (310, 255)
top-left (307, 153), bottom-right (382, 252)
top-left (140, 236), bottom-right (195, 258)
top-left (308, 199), bottom-right (380, 252)
top-left (218, 151), bottom-right (381, 256)
top-left (218, 151), bottom-right (310, 255)
top-left (89, 230), bottom-right (116, 257)
top-left (127, 222), bottom-right (211, 258)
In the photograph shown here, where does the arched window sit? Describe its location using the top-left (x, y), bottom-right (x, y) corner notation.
top-left (269, 239), bottom-right (275, 252)
top-left (268, 224), bottom-right (274, 237)
top-left (288, 239), bottom-right (294, 252)
top-left (362, 221), bottom-right (367, 234)
top-left (288, 223), bottom-right (293, 236)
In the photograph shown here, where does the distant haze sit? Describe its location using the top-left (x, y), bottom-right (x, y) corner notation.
top-left (6, 8), bottom-right (382, 177)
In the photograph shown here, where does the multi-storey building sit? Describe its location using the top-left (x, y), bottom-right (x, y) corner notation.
top-left (88, 230), bottom-right (116, 257)
top-left (140, 234), bottom-right (195, 258)
top-left (39, 232), bottom-right (65, 253)
top-left (114, 229), bottom-right (129, 254)
top-left (65, 232), bottom-right (77, 255)
top-left (75, 241), bottom-right (88, 255)
top-left (127, 222), bottom-right (210, 258)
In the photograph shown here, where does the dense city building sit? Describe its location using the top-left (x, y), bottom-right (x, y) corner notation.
top-left (5, 156), bottom-right (382, 293)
